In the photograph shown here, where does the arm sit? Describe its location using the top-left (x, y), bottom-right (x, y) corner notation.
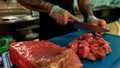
top-left (17, 0), bottom-right (80, 25)
top-left (77, 0), bottom-right (93, 20)
top-left (77, 0), bottom-right (108, 34)
top-left (17, 0), bottom-right (54, 13)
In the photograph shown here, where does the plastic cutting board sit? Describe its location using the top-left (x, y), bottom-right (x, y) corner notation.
top-left (2, 30), bottom-right (120, 68)
top-left (49, 30), bottom-right (120, 68)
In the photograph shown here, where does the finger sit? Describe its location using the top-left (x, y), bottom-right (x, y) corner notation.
top-left (92, 20), bottom-right (106, 29)
top-left (99, 21), bottom-right (108, 34)
top-left (96, 32), bottom-right (105, 35)
top-left (69, 13), bottom-right (80, 22)
top-left (56, 16), bottom-right (62, 25)
top-left (57, 12), bottom-right (68, 25)
top-left (59, 15), bottom-right (65, 25)
top-left (63, 12), bottom-right (68, 25)
top-left (98, 20), bottom-right (107, 29)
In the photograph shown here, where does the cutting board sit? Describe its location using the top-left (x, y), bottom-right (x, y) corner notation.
top-left (2, 30), bottom-right (120, 68)
top-left (49, 30), bottom-right (120, 68)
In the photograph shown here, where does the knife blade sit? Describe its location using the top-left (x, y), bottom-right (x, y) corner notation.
top-left (71, 22), bottom-right (110, 32)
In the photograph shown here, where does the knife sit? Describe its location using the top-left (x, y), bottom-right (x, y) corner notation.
top-left (71, 22), bottom-right (110, 32)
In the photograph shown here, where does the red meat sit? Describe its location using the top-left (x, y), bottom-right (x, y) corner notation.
top-left (68, 40), bottom-right (79, 53)
top-left (77, 45), bottom-right (90, 58)
top-left (78, 33), bottom-right (93, 43)
top-left (86, 53), bottom-right (96, 61)
top-left (69, 33), bottom-right (111, 61)
top-left (77, 40), bottom-right (90, 58)
top-left (10, 40), bottom-right (83, 68)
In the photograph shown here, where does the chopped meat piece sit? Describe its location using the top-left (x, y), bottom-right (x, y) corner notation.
top-left (92, 48), bottom-right (106, 59)
top-left (78, 33), bottom-right (93, 43)
top-left (77, 40), bottom-right (90, 58)
top-left (86, 53), bottom-right (96, 61)
top-left (101, 42), bottom-right (111, 54)
top-left (77, 45), bottom-right (90, 58)
top-left (68, 40), bottom-right (79, 53)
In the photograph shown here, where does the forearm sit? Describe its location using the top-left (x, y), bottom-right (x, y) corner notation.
top-left (77, 0), bottom-right (94, 19)
top-left (17, 0), bottom-right (54, 13)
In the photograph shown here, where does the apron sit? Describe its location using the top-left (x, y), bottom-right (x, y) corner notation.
top-left (39, 0), bottom-right (77, 40)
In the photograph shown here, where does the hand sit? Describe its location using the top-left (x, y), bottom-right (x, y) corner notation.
top-left (49, 6), bottom-right (80, 25)
top-left (87, 16), bottom-right (108, 34)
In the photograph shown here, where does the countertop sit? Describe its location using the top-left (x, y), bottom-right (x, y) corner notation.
top-left (0, 15), bottom-right (39, 25)
top-left (108, 21), bottom-right (120, 36)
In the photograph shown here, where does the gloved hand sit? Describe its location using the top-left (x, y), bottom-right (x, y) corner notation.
top-left (49, 6), bottom-right (80, 25)
top-left (87, 15), bottom-right (108, 34)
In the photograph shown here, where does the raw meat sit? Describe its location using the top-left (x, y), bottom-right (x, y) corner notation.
top-left (77, 40), bottom-right (90, 58)
top-left (69, 33), bottom-right (111, 61)
top-left (10, 40), bottom-right (83, 68)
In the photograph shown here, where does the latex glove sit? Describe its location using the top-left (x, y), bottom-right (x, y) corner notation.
top-left (49, 6), bottom-right (80, 25)
top-left (87, 16), bottom-right (108, 34)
